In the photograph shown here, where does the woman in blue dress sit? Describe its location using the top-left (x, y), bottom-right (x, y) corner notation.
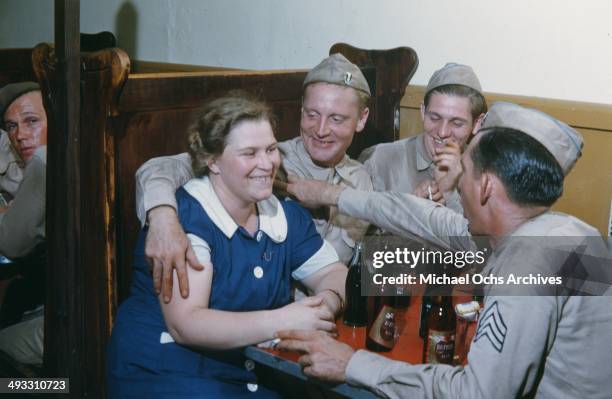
top-left (107, 91), bottom-right (347, 398)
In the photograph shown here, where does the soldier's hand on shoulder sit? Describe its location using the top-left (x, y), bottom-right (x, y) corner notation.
top-left (146, 205), bottom-right (204, 303)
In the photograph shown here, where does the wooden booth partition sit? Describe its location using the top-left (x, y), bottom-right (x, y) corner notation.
top-left (32, 43), bottom-right (129, 396)
top-left (113, 44), bottom-right (418, 301)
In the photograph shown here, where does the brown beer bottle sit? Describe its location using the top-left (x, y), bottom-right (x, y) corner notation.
top-left (422, 296), bottom-right (456, 364)
top-left (344, 242), bottom-right (367, 326)
top-left (365, 284), bottom-right (397, 352)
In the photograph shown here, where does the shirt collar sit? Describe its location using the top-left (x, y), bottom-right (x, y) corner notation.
top-left (293, 137), bottom-right (356, 183)
top-left (183, 176), bottom-right (287, 242)
top-left (416, 133), bottom-right (434, 172)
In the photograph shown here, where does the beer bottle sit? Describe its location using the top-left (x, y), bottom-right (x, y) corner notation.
top-left (419, 284), bottom-right (435, 338)
top-left (343, 242), bottom-right (367, 326)
top-left (392, 284), bottom-right (411, 339)
top-left (365, 284), bottom-right (397, 352)
top-left (422, 296), bottom-right (456, 364)
top-left (394, 282), bottom-right (411, 308)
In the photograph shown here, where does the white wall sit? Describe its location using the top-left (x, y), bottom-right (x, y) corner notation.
top-left (1, 0), bottom-right (611, 104)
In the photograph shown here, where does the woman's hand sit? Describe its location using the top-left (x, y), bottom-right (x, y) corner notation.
top-left (279, 296), bottom-right (338, 334)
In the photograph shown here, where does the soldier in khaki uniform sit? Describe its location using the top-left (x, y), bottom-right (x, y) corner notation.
top-left (277, 102), bottom-right (612, 399)
top-left (134, 53), bottom-right (372, 301)
top-left (0, 82), bottom-right (48, 366)
top-left (0, 82), bottom-right (46, 261)
top-left (359, 63), bottom-right (487, 213)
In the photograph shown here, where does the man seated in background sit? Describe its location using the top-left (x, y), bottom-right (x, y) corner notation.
top-left (359, 62), bottom-right (487, 213)
top-left (0, 82), bottom-right (47, 366)
top-left (277, 102), bottom-right (612, 399)
top-left (135, 53), bottom-right (373, 302)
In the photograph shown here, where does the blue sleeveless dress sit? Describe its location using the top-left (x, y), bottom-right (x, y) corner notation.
top-left (107, 178), bottom-right (334, 398)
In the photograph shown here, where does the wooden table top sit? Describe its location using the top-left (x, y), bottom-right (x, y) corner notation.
top-left (245, 294), bottom-right (477, 398)
top-left (267, 294), bottom-right (426, 364)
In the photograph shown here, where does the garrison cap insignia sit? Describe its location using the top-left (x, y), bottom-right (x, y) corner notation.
top-left (344, 71), bottom-right (352, 85)
top-left (474, 301), bottom-right (507, 353)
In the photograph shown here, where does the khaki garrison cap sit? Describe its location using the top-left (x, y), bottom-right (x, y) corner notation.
top-left (480, 101), bottom-right (583, 175)
top-left (425, 62), bottom-right (482, 96)
top-left (303, 53), bottom-right (371, 96)
top-left (0, 81), bottom-right (41, 119)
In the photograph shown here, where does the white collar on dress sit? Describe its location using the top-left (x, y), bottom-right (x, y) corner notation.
top-left (183, 176), bottom-right (287, 242)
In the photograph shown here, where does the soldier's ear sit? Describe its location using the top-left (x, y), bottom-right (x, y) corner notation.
top-left (355, 107), bottom-right (370, 133)
top-left (479, 172), bottom-right (493, 206)
top-left (472, 113), bottom-right (486, 135)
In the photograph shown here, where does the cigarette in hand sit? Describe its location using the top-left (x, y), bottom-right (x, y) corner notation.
top-left (257, 338), bottom-right (281, 349)
top-left (428, 185), bottom-right (433, 201)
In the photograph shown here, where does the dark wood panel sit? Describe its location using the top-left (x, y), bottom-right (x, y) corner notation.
top-left (131, 60), bottom-right (243, 74)
top-left (118, 70), bottom-right (307, 112)
top-left (0, 49), bottom-right (36, 87)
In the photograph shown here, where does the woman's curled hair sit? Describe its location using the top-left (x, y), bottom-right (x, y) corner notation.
top-left (188, 90), bottom-right (276, 177)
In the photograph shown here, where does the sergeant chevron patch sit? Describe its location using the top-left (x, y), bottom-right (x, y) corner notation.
top-left (474, 301), bottom-right (507, 352)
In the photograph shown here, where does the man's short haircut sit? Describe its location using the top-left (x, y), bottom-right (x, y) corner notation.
top-left (353, 87), bottom-right (370, 111)
top-left (424, 84), bottom-right (488, 121)
top-left (471, 127), bottom-right (564, 207)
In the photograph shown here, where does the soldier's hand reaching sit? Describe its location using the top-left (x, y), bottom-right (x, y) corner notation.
top-left (276, 330), bottom-right (354, 383)
top-left (285, 175), bottom-right (344, 208)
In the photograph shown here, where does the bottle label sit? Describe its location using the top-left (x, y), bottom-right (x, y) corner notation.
top-left (367, 305), bottom-right (396, 349)
top-left (425, 329), bottom-right (455, 364)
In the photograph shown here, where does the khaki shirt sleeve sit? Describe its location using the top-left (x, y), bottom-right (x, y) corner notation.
top-left (346, 296), bottom-right (560, 399)
top-left (337, 188), bottom-right (472, 251)
top-left (135, 152), bottom-right (194, 226)
top-left (0, 130), bottom-right (23, 195)
top-left (359, 146), bottom-right (384, 192)
top-left (0, 147), bottom-right (46, 259)
top-left (444, 190), bottom-right (464, 214)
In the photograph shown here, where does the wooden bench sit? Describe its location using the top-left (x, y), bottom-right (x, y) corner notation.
top-left (31, 42), bottom-right (417, 397)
